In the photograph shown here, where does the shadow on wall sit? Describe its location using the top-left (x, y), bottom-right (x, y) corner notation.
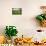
top-left (30, 16), bottom-right (40, 27)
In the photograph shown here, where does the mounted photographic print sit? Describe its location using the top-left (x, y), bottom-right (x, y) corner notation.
top-left (12, 8), bottom-right (22, 15)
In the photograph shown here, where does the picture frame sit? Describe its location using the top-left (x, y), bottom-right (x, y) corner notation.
top-left (12, 8), bottom-right (22, 15)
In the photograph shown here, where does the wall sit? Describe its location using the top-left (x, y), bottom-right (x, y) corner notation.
top-left (0, 0), bottom-right (46, 41)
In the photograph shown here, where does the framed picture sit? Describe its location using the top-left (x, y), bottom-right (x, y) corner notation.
top-left (12, 8), bottom-right (22, 15)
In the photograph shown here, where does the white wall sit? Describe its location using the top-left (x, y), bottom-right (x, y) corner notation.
top-left (0, 0), bottom-right (46, 39)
